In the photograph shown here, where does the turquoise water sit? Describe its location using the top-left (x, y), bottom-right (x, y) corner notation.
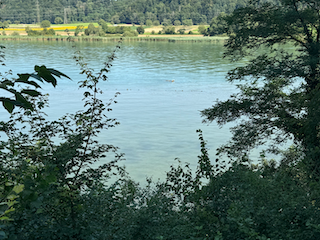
top-left (0, 40), bottom-right (247, 182)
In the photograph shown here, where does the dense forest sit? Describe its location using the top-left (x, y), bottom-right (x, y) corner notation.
top-left (0, 0), bottom-right (249, 24)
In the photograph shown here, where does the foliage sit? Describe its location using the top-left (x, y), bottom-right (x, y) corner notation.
top-left (84, 23), bottom-right (98, 36)
top-left (74, 25), bottom-right (84, 36)
top-left (123, 30), bottom-right (138, 37)
top-left (25, 27), bottom-right (55, 36)
top-left (146, 19), bottom-right (153, 26)
top-left (0, 0), bottom-right (250, 25)
top-left (0, 41), bottom-right (124, 239)
top-left (10, 31), bottom-right (19, 36)
top-left (161, 18), bottom-right (172, 26)
top-left (182, 19), bottom-right (193, 26)
top-left (136, 26), bottom-right (145, 34)
top-left (202, 0), bottom-right (320, 181)
top-left (153, 20), bottom-right (160, 26)
top-left (174, 20), bottom-right (181, 26)
top-left (0, 21), bottom-right (8, 29)
top-left (98, 19), bottom-right (106, 26)
top-left (0, 49), bottom-right (68, 113)
top-left (2, 0), bottom-right (320, 238)
top-left (40, 20), bottom-right (51, 28)
top-left (205, 13), bottom-right (228, 36)
top-left (163, 26), bottom-right (175, 34)
top-left (178, 28), bottom-right (185, 34)
top-left (54, 17), bottom-right (63, 24)
top-left (198, 25), bottom-right (207, 35)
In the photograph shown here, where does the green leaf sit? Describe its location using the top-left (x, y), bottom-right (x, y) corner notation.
top-left (48, 68), bottom-right (71, 79)
top-left (2, 101), bottom-right (14, 113)
top-left (21, 89), bottom-right (41, 97)
top-left (12, 184), bottom-right (24, 194)
top-left (35, 65), bottom-right (57, 86)
top-left (16, 73), bottom-right (31, 82)
top-left (16, 75), bottom-right (42, 88)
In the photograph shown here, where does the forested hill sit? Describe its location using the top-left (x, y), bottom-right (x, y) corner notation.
top-left (0, 0), bottom-right (248, 25)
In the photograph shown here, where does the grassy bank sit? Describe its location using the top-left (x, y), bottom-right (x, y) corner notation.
top-left (0, 35), bottom-right (227, 43)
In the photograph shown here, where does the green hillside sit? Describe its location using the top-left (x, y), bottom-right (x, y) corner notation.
top-left (0, 0), bottom-right (249, 25)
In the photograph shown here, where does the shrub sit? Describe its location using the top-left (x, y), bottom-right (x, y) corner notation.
top-left (198, 25), bottom-right (207, 35)
top-left (146, 20), bottom-right (153, 26)
top-left (0, 21), bottom-right (9, 29)
top-left (153, 20), bottom-right (160, 26)
top-left (25, 27), bottom-right (55, 36)
top-left (174, 20), bottom-right (181, 26)
top-left (178, 28), bottom-right (185, 34)
top-left (74, 25), bottom-right (84, 36)
top-left (11, 31), bottom-right (19, 36)
top-left (84, 23), bottom-right (98, 35)
top-left (151, 30), bottom-right (155, 34)
top-left (98, 19), bottom-right (106, 26)
top-left (182, 19), bottom-right (193, 26)
top-left (123, 30), bottom-right (138, 37)
top-left (0, 42), bottom-right (124, 240)
top-left (54, 17), bottom-right (63, 24)
top-left (162, 18), bottom-right (172, 26)
top-left (163, 26), bottom-right (175, 34)
top-left (40, 20), bottom-right (51, 28)
top-left (136, 26), bottom-right (144, 34)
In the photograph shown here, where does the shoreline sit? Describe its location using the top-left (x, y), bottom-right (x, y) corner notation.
top-left (0, 35), bottom-right (227, 43)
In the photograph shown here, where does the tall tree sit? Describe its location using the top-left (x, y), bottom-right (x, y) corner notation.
top-left (201, 0), bottom-right (320, 180)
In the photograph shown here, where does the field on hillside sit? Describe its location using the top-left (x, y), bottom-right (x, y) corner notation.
top-left (2, 23), bottom-right (207, 36)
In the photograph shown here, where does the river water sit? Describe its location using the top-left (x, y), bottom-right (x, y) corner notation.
top-left (0, 40), bottom-right (254, 182)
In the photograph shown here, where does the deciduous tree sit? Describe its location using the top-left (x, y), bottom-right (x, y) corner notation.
top-left (201, 0), bottom-right (320, 180)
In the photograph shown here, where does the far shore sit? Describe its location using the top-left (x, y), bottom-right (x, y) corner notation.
top-left (0, 35), bottom-right (228, 43)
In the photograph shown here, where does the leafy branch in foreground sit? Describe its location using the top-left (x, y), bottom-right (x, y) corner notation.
top-left (0, 44), bottom-right (70, 113)
top-left (0, 41), bottom-right (125, 239)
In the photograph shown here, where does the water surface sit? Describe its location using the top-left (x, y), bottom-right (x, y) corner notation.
top-left (0, 40), bottom-right (248, 182)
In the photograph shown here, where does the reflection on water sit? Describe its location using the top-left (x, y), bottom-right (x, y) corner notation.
top-left (0, 40), bottom-right (252, 182)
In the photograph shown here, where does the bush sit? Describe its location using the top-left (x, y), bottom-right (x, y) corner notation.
top-left (136, 26), bottom-right (144, 34)
top-left (163, 26), bottom-right (175, 34)
top-left (146, 20), bottom-right (153, 26)
top-left (74, 25), bottom-right (84, 36)
top-left (42, 28), bottom-right (55, 35)
top-left (162, 18), bottom-right (172, 26)
top-left (151, 30), bottom-right (155, 34)
top-left (11, 31), bottom-right (19, 36)
top-left (84, 23), bottom-right (98, 35)
top-left (198, 25), bottom-right (207, 35)
top-left (0, 21), bottom-right (9, 29)
top-left (40, 20), bottom-right (51, 28)
top-left (25, 27), bottom-right (55, 36)
top-left (0, 43), bottom-right (124, 240)
top-left (122, 30), bottom-right (138, 37)
top-left (98, 19), bottom-right (106, 26)
top-left (54, 17), bottom-right (63, 24)
top-left (182, 19), bottom-right (193, 26)
top-left (178, 28), bottom-right (185, 34)
top-left (174, 20), bottom-right (181, 26)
